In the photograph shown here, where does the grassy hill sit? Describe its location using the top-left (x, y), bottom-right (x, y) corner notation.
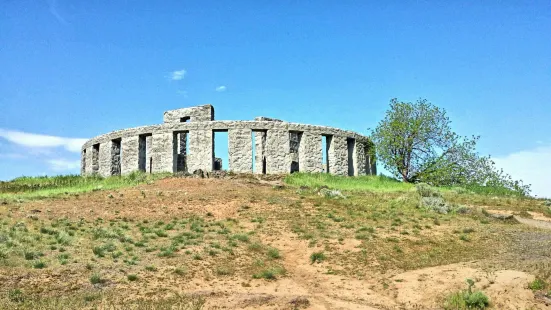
top-left (0, 173), bottom-right (550, 309)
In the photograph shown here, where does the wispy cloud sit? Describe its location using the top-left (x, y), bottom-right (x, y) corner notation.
top-left (47, 0), bottom-right (68, 24)
top-left (215, 85), bottom-right (227, 92)
top-left (0, 129), bottom-right (87, 153)
top-left (171, 69), bottom-right (186, 81)
top-left (493, 145), bottom-right (551, 198)
top-left (47, 159), bottom-right (81, 171)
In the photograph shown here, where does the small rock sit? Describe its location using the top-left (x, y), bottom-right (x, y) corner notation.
top-left (489, 213), bottom-right (514, 220)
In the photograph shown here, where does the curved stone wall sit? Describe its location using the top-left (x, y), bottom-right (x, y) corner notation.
top-left (81, 105), bottom-right (376, 177)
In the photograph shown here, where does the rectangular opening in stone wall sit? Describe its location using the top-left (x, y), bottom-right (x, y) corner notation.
top-left (92, 144), bottom-right (100, 174)
top-left (347, 138), bottom-right (355, 176)
top-left (173, 131), bottom-right (189, 172)
top-left (213, 130), bottom-right (228, 170)
top-left (138, 134), bottom-right (151, 172)
top-left (110, 139), bottom-right (121, 176)
top-left (289, 131), bottom-right (302, 173)
top-left (252, 130), bottom-right (267, 174)
top-left (322, 135), bottom-right (332, 173)
top-left (180, 116), bottom-right (190, 122)
top-left (82, 149), bottom-right (86, 173)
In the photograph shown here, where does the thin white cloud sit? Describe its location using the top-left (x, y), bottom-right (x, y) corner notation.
top-left (215, 85), bottom-right (227, 92)
top-left (493, 145), bottom-right (551, 198)
top-left (171, 69), bottom-right (186, 81)
top-left (47, 159), bottom-right (81, 171)
top-left (47, 0), bottom-right (68, 24)
top-left (0, 129), bottom-right (87, 153)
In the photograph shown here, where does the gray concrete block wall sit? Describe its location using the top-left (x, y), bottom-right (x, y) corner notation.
top-left (121, 136), bottom-right (139, 175)
top-left (82, 105), bottom-right (374, 177)
top-left (188, 129), bottom-right (213, 172)
top-left (299, 132), bottom-right (323, 173)
top-left (228, 128), bottom-right (253, 173)
top-left (328, 135), bottom-right (348, 176)
top-left (151, 133), bottom-right (174, 173)
top-left (266, 130), bottom-right (290, 174)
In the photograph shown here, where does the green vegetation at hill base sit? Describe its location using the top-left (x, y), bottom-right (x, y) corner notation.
top-left (0, 172), bottom-right (171, 201)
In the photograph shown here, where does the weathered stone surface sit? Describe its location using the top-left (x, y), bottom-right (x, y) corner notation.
top-left (354, 141), bottom-right (367, 176)
top-left (82, 105), bottom-right (375, 177)
top-left (188, 130), bottom-right (213, 172)
top-left (151, 133), bottom-right (173, 173)
top-left (328, 135), bottom-right (348, 176)
top-left (299, 132), bottom-right (323, 173)
top-left (229, 128), bottom-right (252, 173)
top-left (98, 142), bottom-right (112, 177)
top-left (164, 105), bottom-right (214, 123)
top-left (266, 130), bottom-right (289, 174)
top-left (121, 136), bottom-right (139, 175)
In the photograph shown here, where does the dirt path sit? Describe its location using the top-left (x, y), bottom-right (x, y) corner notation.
top-left (515, 216), bottom-right (551, 230)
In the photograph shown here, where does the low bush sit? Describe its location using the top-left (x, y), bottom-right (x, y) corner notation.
top-left (416, 183), bottom-right (441, 198)
top-left (444, 279), bottom-right (490, 309)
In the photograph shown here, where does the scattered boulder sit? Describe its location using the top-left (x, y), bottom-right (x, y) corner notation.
top-left (192, 169), bottom-right (206, 178)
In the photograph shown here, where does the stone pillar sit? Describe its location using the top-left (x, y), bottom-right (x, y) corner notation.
top-left (266, 130), bottom-right (289, 174)
top-left (354, 141), bottom-right (367, 176)
top-left (145, 135), bottom-right (153, 173)
top-left (254, 131), bottom-right (267, 174)
top-left (151, 133), bottom-right (174, 173)
top-left (84, 147), bottom-right (92, 176)
top-left (188, 129), bottom-right (213, 172)
top-left (299, 133), bottom-right (323, 173)
top-left (229, 128), bottom-right (253, 173)
top-left (121, 136), bottom-right (139, 175)
top-left (328, 136), bottom-right (348, 176)
top-left (98, 142), bottom-right (112, 177)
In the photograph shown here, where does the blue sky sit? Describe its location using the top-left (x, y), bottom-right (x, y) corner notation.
top-left (1, 1), bottom-right (550, 197)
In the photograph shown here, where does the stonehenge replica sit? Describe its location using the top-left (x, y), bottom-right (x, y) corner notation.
top-left (80, 105), bottom-right (376, 177)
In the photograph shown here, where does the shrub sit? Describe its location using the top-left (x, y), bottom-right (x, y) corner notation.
top-left (32, 260), bottom-right (46, 269)
top-left (310, 252), bottom-right (326, 264)
top-left (145, 265), bottom-right (157, 271)
top-left (420, 197), bottom-right (450, 214)
top-left (127, 274), bottom-right (138, 281)
top-left (252, 266), bottom-right (286, 280)
top-left (444, 279), bottom-right (490, 309)
top-left (90, 273), bottom-right (105, 284)
top-left (8, 289), bottom-right (24, 303)
top-left (528, 278), bottom-right (546, 291)
top-left (267, 248), bottom-right (281, 259)
top-left (416, 183), bottom-right (441, 198)
top-left (232, 234), bottom-right (250, 243)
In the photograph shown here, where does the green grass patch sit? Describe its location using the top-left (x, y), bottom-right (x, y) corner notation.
top-left (0, 172), bottom-right (170, 201)
top-left (284, 173), bottom-right (413, 192)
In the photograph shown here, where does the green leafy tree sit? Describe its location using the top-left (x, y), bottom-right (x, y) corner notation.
top-left (371, 98), bottom-right (530, 196)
